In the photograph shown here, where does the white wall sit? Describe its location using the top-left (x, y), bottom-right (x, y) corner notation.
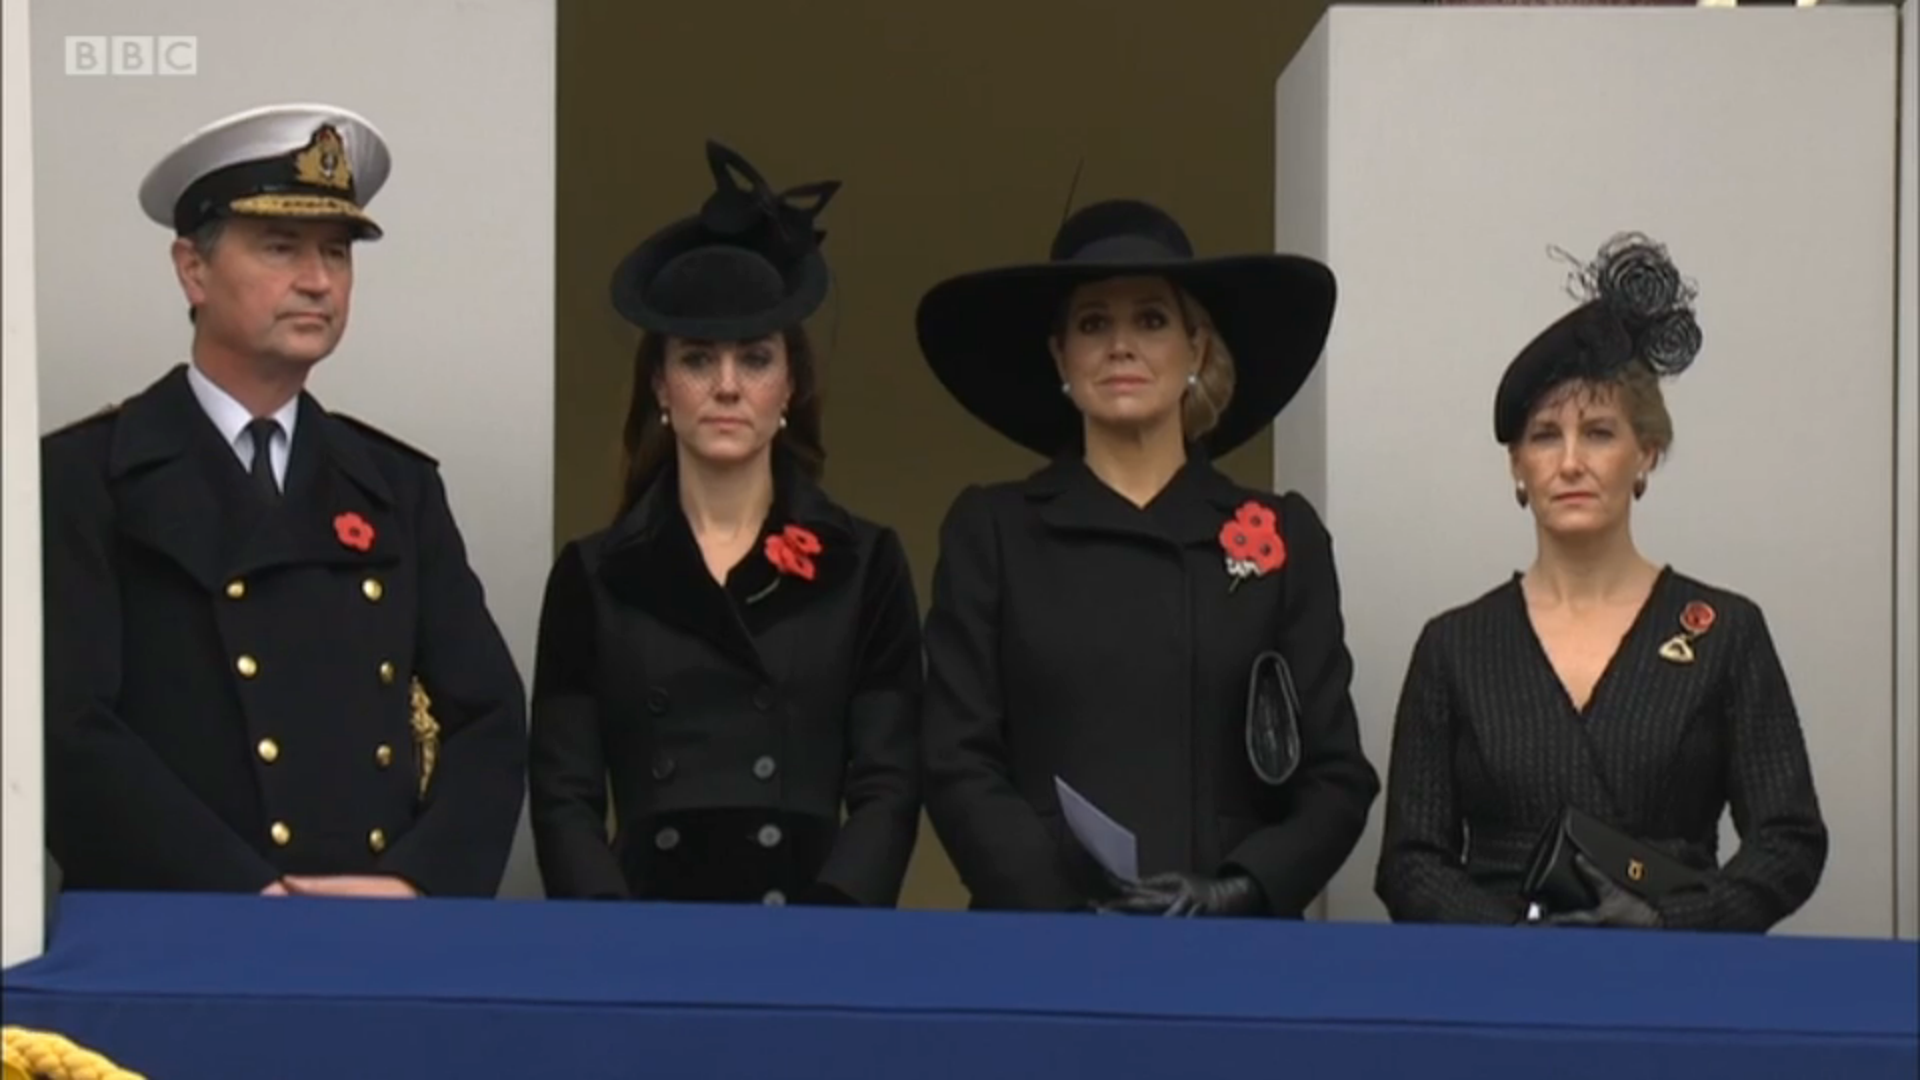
top-left (4, 0), bottom-right (48, 967)
top-left (1895, 0), bottom-right (1918, 943)
top-left (1276, 5), bottom-right (1903, 938)
top-left (28, 0), bottom-right (556, 899)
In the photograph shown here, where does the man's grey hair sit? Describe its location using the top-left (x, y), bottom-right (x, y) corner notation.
top-left (185, 218), bottom-right (225, 324)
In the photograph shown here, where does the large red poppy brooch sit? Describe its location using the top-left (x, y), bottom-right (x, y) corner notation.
top-left (1219, 501), bottom-right (1286, 593)
top-left (334, 512), bottom-right (375, 553)
top-left (764, 524), bottom-right (822, 582)
top-left (1657, 600), bottom-right (1716, 665)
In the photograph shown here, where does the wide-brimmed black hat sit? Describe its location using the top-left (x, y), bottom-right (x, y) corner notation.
top-left (914, 198), bottom-right (1337, 458)
top-left (610, 141), bottom-right (840, 341)
top-left (1492, 231), bottom-right (1703, 445)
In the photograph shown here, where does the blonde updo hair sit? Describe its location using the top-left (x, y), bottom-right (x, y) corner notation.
top-left (1171, 286), bottom-right (1237, 440)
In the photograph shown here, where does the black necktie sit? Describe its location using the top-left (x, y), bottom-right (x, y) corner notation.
top-left (246, 417), bottom-right (281, 505)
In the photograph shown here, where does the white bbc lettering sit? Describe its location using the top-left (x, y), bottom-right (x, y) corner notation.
top-left (62, 36), bottom-right (107, 76)
top-left (157, 37), bottom-right (197, 76)
top-left (108, 36), bottom-right (153, 76)
top-left (63, 35), bottom-right (197, 76)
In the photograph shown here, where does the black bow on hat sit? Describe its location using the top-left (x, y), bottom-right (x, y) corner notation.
top-left (610, 141), bottom-right (841, 341)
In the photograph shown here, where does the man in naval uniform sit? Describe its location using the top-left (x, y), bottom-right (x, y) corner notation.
top-left (39, 103), bottom-right (527, 898)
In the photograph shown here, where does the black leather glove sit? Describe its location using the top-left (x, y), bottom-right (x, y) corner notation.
top-left (1540, 854), bottom-right (1664, 929)
top-left (1097, 871), bottom-right (1266, 918)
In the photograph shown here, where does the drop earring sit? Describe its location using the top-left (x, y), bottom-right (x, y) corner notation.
top-left (1060, 381), bottom-right (1071, 396)
top-left (659, 410), bottom-right (670, 427)
top-left (779, 415), bottom-right (788, 430)
top-left (1515, 484), bottom-right (1529, 509)
top-left (1633, 474), bottom-right (1647, 500)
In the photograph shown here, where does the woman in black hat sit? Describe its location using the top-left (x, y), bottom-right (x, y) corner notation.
top-left (914, 199), bottom-right (1381, 917)
top-left (1373, 233), bottom-right (1827, 931)
top-left (527, 142), bottom-right (923, 907)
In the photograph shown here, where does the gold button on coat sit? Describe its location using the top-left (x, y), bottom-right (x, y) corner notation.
top-left (256, 738), bottom-right (279, 763)
top-left (375, 744), bottom-right (394, 768)
top-left (236, 654), bottom-right (259, 678)
top-left (270, 821), bottom-right (291, 846)
top-left (368, 828), bottom-right (387, 853)
top-left (362, 578), bottom-right (384, 602)
top-left (225, 579), bottom-right (246, 600)
top-left (378, 661), bottom-right (396, 684)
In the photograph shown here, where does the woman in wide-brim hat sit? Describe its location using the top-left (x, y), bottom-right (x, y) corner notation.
top-left (528, 141), bottom-right (925, 909)
top-left (1373, 232), bottom-right (1827, 931)
top-left (915, 198), bottom-right (1381, 917)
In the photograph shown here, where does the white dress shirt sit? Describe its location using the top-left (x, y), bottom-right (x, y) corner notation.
top-left (185, 362), bottom-right (299, 492)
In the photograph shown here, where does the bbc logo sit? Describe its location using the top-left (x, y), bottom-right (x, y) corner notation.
top-left (65, 36), bottom-right (198, 77)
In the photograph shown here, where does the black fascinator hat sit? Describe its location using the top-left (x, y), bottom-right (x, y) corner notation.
top-left (610, 141), bottom-right (841, 341)
top-left (1493, 231), bottom-right (1704, 444)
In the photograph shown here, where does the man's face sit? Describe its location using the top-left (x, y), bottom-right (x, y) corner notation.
top-left (174, 217), bottom-right (356, 371)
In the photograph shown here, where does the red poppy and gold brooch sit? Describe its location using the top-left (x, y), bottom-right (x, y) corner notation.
top-left (1219, 501), bottom-right (1286, 593)
top-left (1657, 600), bottom-right (1716, 665)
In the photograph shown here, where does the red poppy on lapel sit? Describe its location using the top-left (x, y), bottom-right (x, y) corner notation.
top-left (334, 511), bottom-right (375, 553)
top-left (1680, 601), bottom-right (1715, 636)
top-left (1219, 500), bottom-right (1285, 593)
top-left (764, 524), bottom-right (821, 581)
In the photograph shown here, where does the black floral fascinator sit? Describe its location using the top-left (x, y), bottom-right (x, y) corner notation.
top-left (609, 140), bottom-right (841, 341)
top-left (1493, 231), bottom-right (1704, 444)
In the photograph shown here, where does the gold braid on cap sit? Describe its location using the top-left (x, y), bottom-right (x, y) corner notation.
top-left (3, 1027), bottom-right (148, 1080)
top-left (409, 677), bottom-right (441, 800)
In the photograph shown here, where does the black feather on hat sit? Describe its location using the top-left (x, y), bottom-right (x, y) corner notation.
top-left (609, 141), bottom-right (841, 341)
top-left (914, 198), bottom-right (1337, 459)
top-left (1493, 231), bottom-right (1704, 444)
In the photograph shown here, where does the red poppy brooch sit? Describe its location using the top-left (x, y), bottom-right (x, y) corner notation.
top-left (1218, 501), bottom-right (1286, 593)
top-left (764, 524), bottom-right (822, 582)
top-left (1658, 600), bottom-right (1715, 665)
top-left (334, 512), bottom-right (375, 553)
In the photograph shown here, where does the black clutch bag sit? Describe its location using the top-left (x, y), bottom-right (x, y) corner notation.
top-left (1521, 805), bottom-right (1708, 917)
top-left (1245, 650), bottom-right (1302, 787)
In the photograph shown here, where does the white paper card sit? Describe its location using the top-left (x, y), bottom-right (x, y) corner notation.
top-left (1054, 776), bottom-right (1138, 885)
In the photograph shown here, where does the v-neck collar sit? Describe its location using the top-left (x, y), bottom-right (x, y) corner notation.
top-left (1509, 564), bottom-right (1673, 721)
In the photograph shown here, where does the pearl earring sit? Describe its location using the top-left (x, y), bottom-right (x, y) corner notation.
top-left (1187, 372), bottom-right (1199, 387)
top-left (1061, 381), bottom-right (1071, 396)
top-left (659, 411), bottom-right (670, 427)
top-left (779, 415), bottom-right (788, 429)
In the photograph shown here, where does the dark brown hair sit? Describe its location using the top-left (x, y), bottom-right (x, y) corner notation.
top-left (613, 326), bottom-right (826, 521)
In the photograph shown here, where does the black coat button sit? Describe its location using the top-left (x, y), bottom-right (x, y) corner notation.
top-left (752, 688), bottom-right (774, 711)
top-left (646, 687), bottom-right (670, 714)
top-left (651, 752), bottom-right (675, 781)
top-left (753, 756), bottom-right (777, 781)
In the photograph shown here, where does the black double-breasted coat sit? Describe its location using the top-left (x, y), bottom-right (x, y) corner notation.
top-left (1373, 567), bottom-right (1828, 931)
top-left (920, 454), bottom-right (1381, 916)
top-left (527, 457), bottom-right (923, 907)
top-left (40, 364), bottom-right (528, 896)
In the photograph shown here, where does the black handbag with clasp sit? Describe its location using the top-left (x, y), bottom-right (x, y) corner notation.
top-left (1245, 650), bottom-right (1302, 787)
top-left (1520, 805), bottom-right (1709, 917)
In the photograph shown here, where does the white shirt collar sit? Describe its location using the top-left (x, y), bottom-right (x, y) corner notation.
top-left (185, 362), bottom-right (300, 486)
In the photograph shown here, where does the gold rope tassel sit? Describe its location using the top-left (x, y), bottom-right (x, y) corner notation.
top-left (409, 676), bottom-right (441, 800)
top-left (3, 1026), bottom-right (148, 1080)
